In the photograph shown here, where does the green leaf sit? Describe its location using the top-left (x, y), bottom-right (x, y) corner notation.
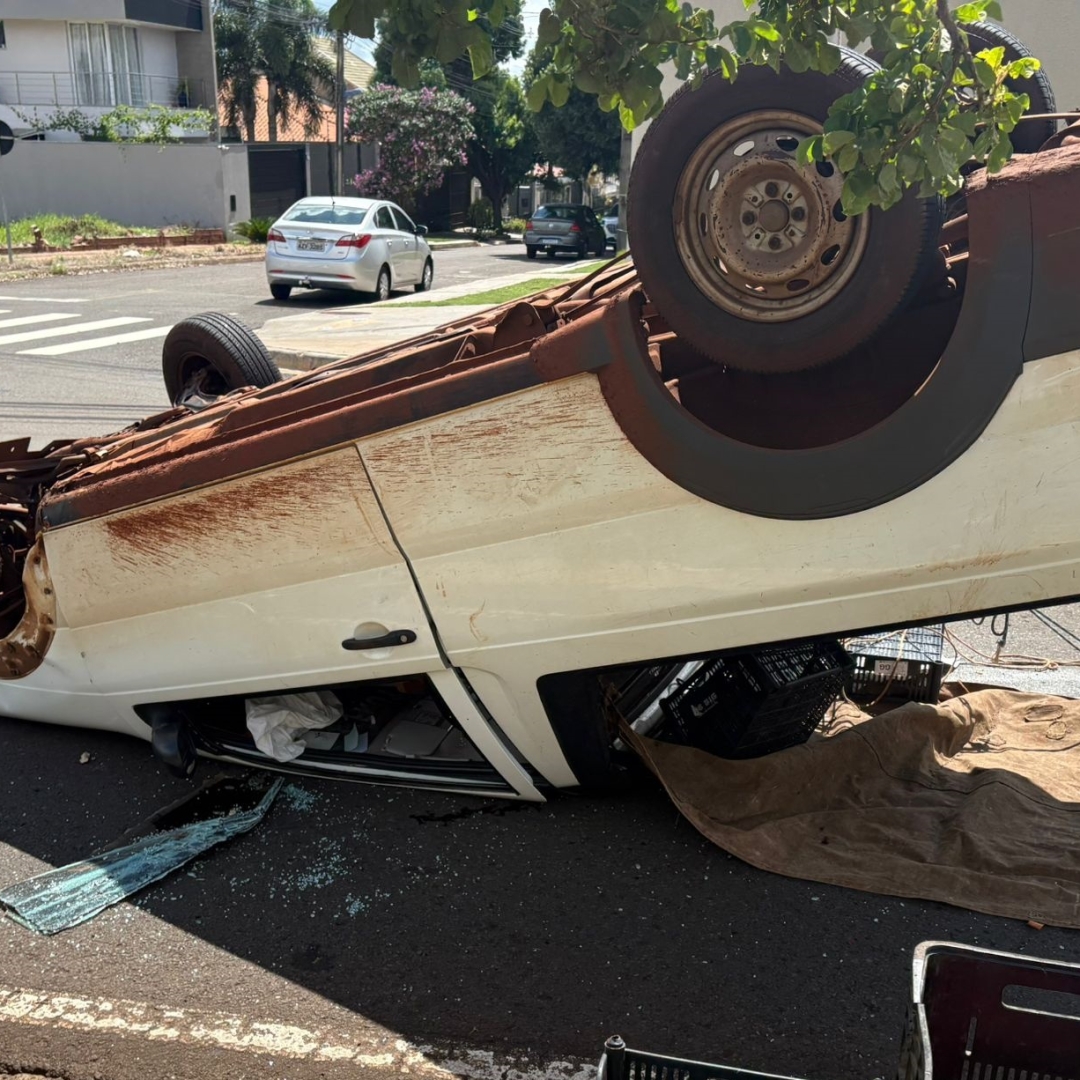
top-left (973, 57), bottom-right (996, 90)
top-left (797, 134), bottom-right (823, 165)
top-left (784, 39), bottom-right (810, 73)
top-left (822, 129), bottom-right (856, 154)
top-left (878, 161), bottom-right (899, 195)
top-left (390, 50), bottom-right (421, 87)
top-left (525, 76), bottom-right (549, 112)
top-left (837, 144), bottom-right (859, 173)
top-left (467, 8), bottom-right (479, 21)
top-left (817, 41), bottom-right (843, 75)
top-left (536, 7), bottom-right (561, 46)
top-left (468, 37), bottom-right (494, 79)
top-left (549, 74), bottom-right (571, 108)
top-left (987, 135), bottom-right (1013, 173)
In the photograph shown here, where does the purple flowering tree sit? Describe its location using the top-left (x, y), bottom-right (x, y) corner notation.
top-left (348, 84), bottom-right (475, 216)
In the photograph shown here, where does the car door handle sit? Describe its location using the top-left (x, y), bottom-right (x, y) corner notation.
top-left (341, 629), bottom-right (417, 650)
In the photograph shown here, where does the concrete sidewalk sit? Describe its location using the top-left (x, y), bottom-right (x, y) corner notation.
top-left (259, 266), bottom-right (586, 371)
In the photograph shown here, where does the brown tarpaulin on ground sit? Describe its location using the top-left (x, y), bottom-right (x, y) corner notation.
top-left (626, 690), bottom-right (1080, 928)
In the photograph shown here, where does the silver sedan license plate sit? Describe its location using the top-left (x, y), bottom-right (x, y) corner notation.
top-left (543, 237), bottom-right (560, 245)
top-left (297, 239), bottom-right (325, 252)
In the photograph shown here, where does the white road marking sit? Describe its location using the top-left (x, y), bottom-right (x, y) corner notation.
top-left (21, 325), bottom-right (173, 356)
top-left (0, 313), bottom-right (79, 331)
top-left (0, 985), bottom-right (591, 1080)
top-left (0, 317), bottom-right (150, 347)
top-left (0, 295), bottom-right (88, 303)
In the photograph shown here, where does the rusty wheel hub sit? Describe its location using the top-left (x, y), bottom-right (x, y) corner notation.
top-left (674, 110), bottom-right (869, 323)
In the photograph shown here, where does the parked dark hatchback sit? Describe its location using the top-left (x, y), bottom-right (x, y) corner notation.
top-left (525, 204), bottom-right (607, 260)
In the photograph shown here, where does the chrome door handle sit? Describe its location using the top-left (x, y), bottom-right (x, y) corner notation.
top-left (341, 629), bottom-right (417, 650)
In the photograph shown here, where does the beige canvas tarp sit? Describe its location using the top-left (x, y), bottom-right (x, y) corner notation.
top-left (626, 689), bottom-right (1080, 928)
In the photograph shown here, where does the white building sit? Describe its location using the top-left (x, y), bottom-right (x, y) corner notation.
top-left (0, 0), bottom-right (217, 137)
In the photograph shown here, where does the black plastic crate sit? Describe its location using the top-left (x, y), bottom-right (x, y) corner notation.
top-left (899, 942), bottom-right (1080, 1080)
top-left (599, 1036), bottom-right (803, 1080)
top-left (845, 626), bottom-right (947, 705)
top-left (659, 640), bottom-right (852, 759)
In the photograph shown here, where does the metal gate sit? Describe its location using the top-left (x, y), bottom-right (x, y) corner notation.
top-left (247, 146), bottom-right (306, 220)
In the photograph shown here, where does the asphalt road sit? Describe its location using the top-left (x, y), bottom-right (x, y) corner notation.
top-left (0, 244), bottom-right (536, 446)
top-left (3, 255), bottom-right (1080, 1080)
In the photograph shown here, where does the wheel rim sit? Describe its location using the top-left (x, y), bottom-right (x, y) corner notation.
top-left (674, 110), bottom-right (869, 323)
top-left (423, 262), bottom-right (432, 288)
top-left (378, 271), bottom-right (390, 300)
top-left (173, 352), bottom-right (228, 408)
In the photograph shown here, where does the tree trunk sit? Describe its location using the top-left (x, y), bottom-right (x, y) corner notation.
top-left (243, 101), bottom-right (256, 144)
top-left (267, 83), bottom-right (278, 143)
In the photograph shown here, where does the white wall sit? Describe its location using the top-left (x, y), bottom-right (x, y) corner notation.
top-left (0, 20), bottom-right (72, 76)
top-left (0, 143), bottom-right (248, 231)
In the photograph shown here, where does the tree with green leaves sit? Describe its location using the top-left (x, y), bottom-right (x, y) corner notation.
top-left (216, 0), bottom-right (336, 143)
top-left (523, 42), bottom-right (621, 186)
top-left (330, 0), bottom-right (1045, 216)
top-left (347, 84), bottom-right (476, 214)
top-left (372, 7), bottom-right (533, 229)
top-left (461, 70), bottom-right (539, 230)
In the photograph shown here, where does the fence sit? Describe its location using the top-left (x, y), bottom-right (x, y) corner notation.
top-left (0, 72), bottom-right (210, 111)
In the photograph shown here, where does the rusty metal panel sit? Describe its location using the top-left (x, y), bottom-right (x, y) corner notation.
top-left (44, 447), bottom-right (400, 628)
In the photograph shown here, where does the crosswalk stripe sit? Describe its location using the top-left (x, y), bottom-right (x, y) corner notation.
top-left (21, 324), bottom-right (173, 356)
top-left (0, 317), bottom-right (150, 347)
top-left (0, 295), bottom-right (88, 303)
top-left (0, 313), bottom-right (79, 331)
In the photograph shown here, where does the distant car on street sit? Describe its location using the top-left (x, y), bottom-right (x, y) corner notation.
top-left (524, 204), bottom-right (607, 260)
top-left (602, 205), bottom-right (619, 249)
top-left (265, 196), bottom-right (434, 303)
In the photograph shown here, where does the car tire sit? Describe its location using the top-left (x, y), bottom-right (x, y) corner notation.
top-left (628, 48), bottom-right (944, 374)
top-left (270, 283), bottom-right (292, 301)
top-left (415, 259), bottom-right (434, 293)
top-left (546, 249), bottom-right (556, 259)
top-left (372, 266), bottom-right (391, 302)
top-left (162, 312), bottom-right (282, 408)
top-left (526, 247), bottom-right (537, 260)
top-left (575, 243), bottom-right (587, 259)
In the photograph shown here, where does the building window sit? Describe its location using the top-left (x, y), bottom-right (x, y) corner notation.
top-left (68, 23), bottom-right (143, 107)
top-left (0, 22), bottom-right (6, 49)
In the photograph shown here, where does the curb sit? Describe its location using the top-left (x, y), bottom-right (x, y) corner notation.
top-left (428, 239), bottom-right (481, 250)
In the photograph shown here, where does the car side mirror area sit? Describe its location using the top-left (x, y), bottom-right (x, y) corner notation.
top-left (415, 224), bottom-right (429, 236)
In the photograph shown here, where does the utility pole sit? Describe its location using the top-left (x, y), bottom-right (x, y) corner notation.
top-left (335, 30), bottom-right (346, 196)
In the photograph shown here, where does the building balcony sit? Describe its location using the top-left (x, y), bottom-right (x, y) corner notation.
top-left (0, 71), bottom-right (210, 112)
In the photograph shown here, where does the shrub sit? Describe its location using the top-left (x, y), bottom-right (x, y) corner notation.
top-left (233, 217), bottom-right (275, 244)
top-left (503, 216), bottom-right (527, 235)
top-left (467, 197), bottom-right (494, 238)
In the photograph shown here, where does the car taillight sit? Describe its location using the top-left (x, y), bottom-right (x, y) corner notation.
top-left (267, 228), bottom-right (285, 243)
top-left (335, 233), bottom-right (372, 249)
top-left (525, 220), bottom-right (534, 232)
top-left (569, 222), bottom-right (581, 232)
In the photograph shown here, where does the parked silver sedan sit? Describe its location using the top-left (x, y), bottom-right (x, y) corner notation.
top-left (265, 196), bottom-right (434, 302)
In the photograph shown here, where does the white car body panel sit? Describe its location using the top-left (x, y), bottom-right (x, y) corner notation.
top-left (358, 354), bottom-right (1080, 784)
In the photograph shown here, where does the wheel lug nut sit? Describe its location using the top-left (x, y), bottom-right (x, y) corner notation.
top-left (765, 182), bottom-right (779, 198)
top-left (768, 236), bottom-right (783, 251)
top-left (792, 206), bottom-right (806, 222)
top-left (742, 211), bottom-right (756, 226)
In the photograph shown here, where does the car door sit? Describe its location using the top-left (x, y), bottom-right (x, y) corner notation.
top-left (390, 205), bottom-right (422, 282)
top-left (38, 443), bottom-right (540, 797)
top-left (374, 203), bottom-right (411, 285)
